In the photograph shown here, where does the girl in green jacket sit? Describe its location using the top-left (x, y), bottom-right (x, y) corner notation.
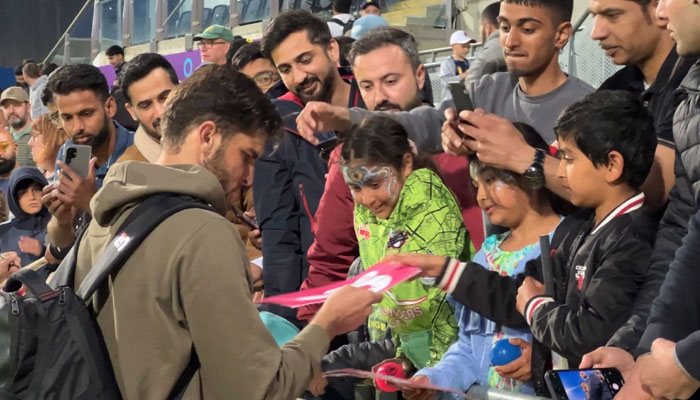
top-left (340, 115), bottom-right (470, 369)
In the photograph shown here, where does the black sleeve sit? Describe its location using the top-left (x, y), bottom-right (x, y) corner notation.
top-left (530, 232), bottom-right (653, 361)
top-left (639, 209), bottom-right (700, 355)
top-left (253, 135), bottom-right (304, 322)
top-left (676, 330), bottom-right (700, 381)
top-left (610, 170), bottom-right (694, 353)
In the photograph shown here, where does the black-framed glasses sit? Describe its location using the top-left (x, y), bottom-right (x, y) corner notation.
top-left (252, 70), bottom-right (281, 87)
top-left (196, 40), bottom-right (228, 49)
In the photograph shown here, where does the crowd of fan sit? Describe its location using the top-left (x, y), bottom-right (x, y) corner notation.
top-left (0, 0), bottom-right (699, 399)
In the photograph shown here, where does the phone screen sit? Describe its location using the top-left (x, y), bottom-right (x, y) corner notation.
top-left (550, 369), bottom-right (622, 400)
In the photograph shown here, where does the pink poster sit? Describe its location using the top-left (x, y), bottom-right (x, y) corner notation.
top-left (257, 263), bottom-right (420, 308)
top-left (323, 369), bottom-right (467, 397)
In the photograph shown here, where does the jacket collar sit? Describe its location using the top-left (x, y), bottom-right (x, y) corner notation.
top-left (591, 193), bottom-right (645, 235)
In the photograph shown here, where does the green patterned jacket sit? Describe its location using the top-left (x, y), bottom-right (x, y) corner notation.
top-left (354, 168), bottom-right (471, 368)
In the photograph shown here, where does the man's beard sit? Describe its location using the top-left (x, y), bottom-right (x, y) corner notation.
top-left (141, 117), bottom-right (161, 142)
top-left (203, 145), bottom-right (234, 197)
top-left (0, 155), bottom-right (16, 175)
top-left (373, 87), bottom-right (423, 112)
top-left (8, 115), bottom-right (27, 130)
top-left (72, 117), bottom-right (111, 149)
top-left (293, 65), bottom-right (336, 104)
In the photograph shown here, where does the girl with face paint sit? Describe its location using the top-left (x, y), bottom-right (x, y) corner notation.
top-left (339, 115), bottom-right (470, 373)
top-left (402, 123), bottom-right (568, 399)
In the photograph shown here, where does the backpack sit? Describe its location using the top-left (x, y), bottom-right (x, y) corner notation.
top-left (0, 193), bottom-right (210, 399)
top-left (329, 17), bottom-right (355, 35)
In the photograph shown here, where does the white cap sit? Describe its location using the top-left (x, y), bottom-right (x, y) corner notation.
top-left (449, 30), bottom-right (476, 45)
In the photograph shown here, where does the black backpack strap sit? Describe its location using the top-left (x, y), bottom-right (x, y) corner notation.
top-left (329, 17), bottom-right (346, 26)
top-left (76, 193), bottom-right (210, 300)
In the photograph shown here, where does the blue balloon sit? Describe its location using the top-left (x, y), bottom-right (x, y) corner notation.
top-left (490, 338), bottom-right (522, 366)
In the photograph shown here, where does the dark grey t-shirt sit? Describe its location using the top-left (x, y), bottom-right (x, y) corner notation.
top-left (468, 72), bottom-right (595, 144)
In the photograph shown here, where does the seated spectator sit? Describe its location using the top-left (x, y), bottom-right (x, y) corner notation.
top-left (0, 167), bottom-right (50, 266)
top-left (404, 123), bottom-right (563, 398)
top-left (386, 90), bottom-right (658, 394)
top-left (28, 114), bottom-right (67, 181)
top-left (321, 115), bottom-right (466, 397)
top-left (231, 43), bottom-right (281, 94)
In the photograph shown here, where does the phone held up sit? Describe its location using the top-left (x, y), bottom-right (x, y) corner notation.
top-left (545, 368), bottom-right (624, 400)
top-left (61, 144), bottom-right (92, 180)
top-left (448, 82), bottom-right (476, 142)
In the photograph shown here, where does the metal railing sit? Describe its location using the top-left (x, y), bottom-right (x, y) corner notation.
top-left (567, 9), bottom-right (591, 77)
top-left (42, 0), bottom-right (94, 64)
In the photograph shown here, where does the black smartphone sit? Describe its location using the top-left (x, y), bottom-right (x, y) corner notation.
top-left (232, 205), bottom-right (259, 230)
top-left (545, 368), bottom-right (624, 400)
top-left (448, 82), bottom-right (475, 113)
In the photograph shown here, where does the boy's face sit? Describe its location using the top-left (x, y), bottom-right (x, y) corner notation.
top-left (18, 182), bottom-right (43, 215)
top-left (556, 136), bottom-right (608, 208)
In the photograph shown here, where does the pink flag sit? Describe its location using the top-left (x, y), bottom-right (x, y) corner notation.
top-left (323, 369), bottom-right (467, 397)
top-left (257, 263), bottom-right (420, 308)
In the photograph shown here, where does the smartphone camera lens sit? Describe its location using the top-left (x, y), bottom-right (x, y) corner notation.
top-left (66, 148), bottom-right (77, 163)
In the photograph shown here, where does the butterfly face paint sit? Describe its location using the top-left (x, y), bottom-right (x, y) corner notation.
top-left (342, 164), bottom-right (403, 219)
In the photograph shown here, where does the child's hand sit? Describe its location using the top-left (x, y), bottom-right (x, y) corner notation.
top-left (494, 338), bottom-right (532, 382)
top-left (381, 253), bottom-right (447, 279)
top-left (516, 276), bottom-right (545, 315)
top-left (18, 236), bottom-right (43, 256)
top-left (401, 375), bottom-right (436, 400)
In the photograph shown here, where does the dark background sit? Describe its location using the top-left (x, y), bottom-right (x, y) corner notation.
top-left (0, 0), bottom-right (86, 68)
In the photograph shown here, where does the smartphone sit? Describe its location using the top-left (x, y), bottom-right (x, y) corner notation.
top-left (545, 368), bottom-right (624, 400)
top-left (448, 82), bottom-right (475, 113)
top-left (233, 205), bottom-right (259, 230)
top-left (62, 144), bottom-right (92, 179)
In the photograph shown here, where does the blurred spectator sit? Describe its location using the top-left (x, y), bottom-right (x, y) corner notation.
top-left (28, 114), bottom-right (67, 181)
top-left (194, 24), bottom-right (234, 65)
top-left (106, 45), bottom-right (126, 77)
top-left (439, 30), bottom-right (476, 99)
top-left (41, 63), bottom-right (59, 76)
top-left (350, 14), bottom-right (389, 39)
top-left (225, 35), bottom-right (252, 66)
top-left (0, 167), bottom-right (50, 266)
top-left (327, 0), bottom-right (354, 37)
top-left (22, 63), bottom-right (49, 119)
top-left (0, 129), bottom-right (18, 200)
top-left (231, 43), bottom-right (281, 94)
top-left (359, 0), bottom-right (381, 16)
top-left (466, 2), bottom-right (506, 83)
top-left (14, 66), bottom-right (27, 91)
top-left (1, 87), bottom-right (34, 167)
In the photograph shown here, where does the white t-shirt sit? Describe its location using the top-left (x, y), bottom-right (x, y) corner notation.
top-left (327, 13), bottom-right (353, 37)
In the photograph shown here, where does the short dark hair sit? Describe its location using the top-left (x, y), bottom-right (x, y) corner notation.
top-left (41, 86), bottom-right (53, 107)
top-left (161, 64), bottom-right (281, 151)
top-left (41, 62), bottom-right (59, 76)
top-left (335, 37), bottom-right (355, 68)
top-left (333, 0), bottom-right (352, 13)
top-left (47, 64), bottom-right (110, 103)
top-left (230, 43), bottom-right (266, 70)
top-left (22, 63), bottom-right (42, 79)
top-left (341, 115), bottom-right (438, 175)
top-left (348, 27), bottom-right (420, 71)
top-left (555, 90), bottom-right (657, 190)
top-left (14, 65), bottom-right (23, 76)
top-left (262, 10), bottom-right (332, 62)
top-left (119, 53), bottom-right (179, 104)
top-left (481, 2), bottom-right (501, 27)
top-left (106, 45), bottom-right (124, 57)
top-left (226, 36), bottom-right (252, 66)
top-left (501, 0), bottom-right (573, 24)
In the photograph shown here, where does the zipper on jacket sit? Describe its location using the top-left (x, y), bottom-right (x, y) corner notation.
top-left (298, 183), bottom-right (316, 232)
top-left (10, 294), bottom-right (19, 316)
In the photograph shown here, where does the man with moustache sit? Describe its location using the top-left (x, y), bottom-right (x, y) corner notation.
top-left (1, 87), bottom-right (35, 167)
top-left (297, 27), bottom-right (438, 323)
top-left (117, 53), bottom-right (178, 164)
top-left (253, 10), bottom-right (365, 325)
top-left (41, 64), bottom-right (133, 260)
top-left (0, 130), bottom-right (19, 213)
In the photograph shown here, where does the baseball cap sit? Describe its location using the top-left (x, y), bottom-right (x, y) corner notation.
top-left (360, 0), bottom-right (379, 9)
top-left (350, 14), bottom-right (389, 39)
top-left (0, 87), bottom-right (29, 106)
top-left (450, 30), bottom-right (476, 45)
top-left (193, 24), bottom-right (234, 43)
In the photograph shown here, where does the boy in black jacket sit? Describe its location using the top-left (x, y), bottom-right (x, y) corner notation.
top-left (386, 91), bottom-right (658, 393)
top-left (515, 90), bottom-right (657, 365)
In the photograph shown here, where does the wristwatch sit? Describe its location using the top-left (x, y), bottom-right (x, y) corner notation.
top-left (524, 148), bottom-right (546, 189)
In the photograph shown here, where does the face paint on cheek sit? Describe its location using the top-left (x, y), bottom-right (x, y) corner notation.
top-left (386, 175), bottom-right (399, 200)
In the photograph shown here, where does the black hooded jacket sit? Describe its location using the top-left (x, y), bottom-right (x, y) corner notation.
top-left (0, 167), bottom-right (50, 266)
